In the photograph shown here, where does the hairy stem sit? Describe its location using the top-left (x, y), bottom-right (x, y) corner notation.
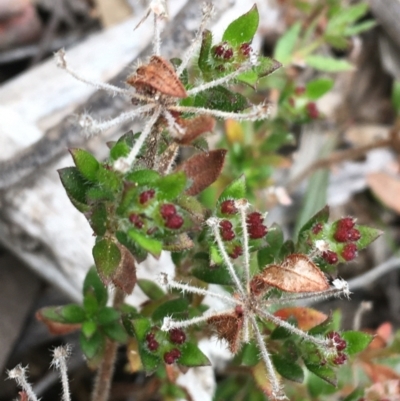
top-left (90, 288), bottom-right (125, 401)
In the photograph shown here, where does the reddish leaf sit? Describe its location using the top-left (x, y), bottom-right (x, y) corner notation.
top-left (127, 55), bottom-right (187, 98)
top-left (274, 307), bottom-right (327, 330)
top-left (176, 149), bottom-right (227, 196)
top-left (18, 392), bottom-right (28, 401)
top-left (252, 254), bottom-right (329, 293)
top-left (111, 244), bottom-right (137, 294)
top-left (362, 361), bottom-right (400, 383)
top-left (35, 310), bottom-right (81, 335)
top-left (176, 115), bottom-right (216, 145)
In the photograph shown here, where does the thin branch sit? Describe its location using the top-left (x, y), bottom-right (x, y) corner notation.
top-left (187, 63), bottom-right (254, 96)
top-left (207, 217), bottom-right (246, 296)
top-left (249, 316), bottom-right (285, 400)
top-left (51, 345), bottom-right (71, 401)
top-left (236, 200), bottom-right (251, 292)
top-left (54, 49), bottom-right (132, 96)
top-left (7, 366), bottom-right (39, 401)
top-left (170, 103), bottom-right (270, 121)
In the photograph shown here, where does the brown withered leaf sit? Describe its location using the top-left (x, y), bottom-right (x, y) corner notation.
top-left (127, 55), bottom-right (187, 98)
top-left (112, 244), bottom-right (137, 294)
top-left (176, 149), bottom-right (227, 196)
top-left (35, 310), bottom-right (81, 335)
top-left (274, 307), bottom-right (327, 330)
top-left (207, 311), bottom-right (243, 353)
top-left (176, 115), bottom-right (216, 145)
top-left (254, 254), bottom-right (329, 293)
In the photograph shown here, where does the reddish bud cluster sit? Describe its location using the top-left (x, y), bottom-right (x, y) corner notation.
top-left (295, 86), bottom-right (305, 96)
top-left (220, 219), bottom-right (235, 241)
top-left (169, 328), bottom-right (186, 345)
top-left (139, 189), bottom-right (155, 204)
top-left (213, 42), bottom-right (234, 60)
top-left (229, 244), bottom-right (243, 259)
top-left (306, 102), bottom-right (319, 119)
top-left (246, 212), bottom-right (268, 239)
top-left (333, 352), bottom-right (347, 365)
top-left (146, 332), bottom-right (159, 351)
top-left (220, 200), bottom-right (238, 215)
top-left (327, 331), bottom-right (347, 352)
top-left (160, 203), bottom-right (184, 229)
top-left (129, 213), bottom-right (144, 229)
top-left (334, 217), bottom-right (361, 261)
top-left (164, 348), bottom-right (181, 364)
top-left (322, 250), bottom-right (338, 265)
top-left (239, 43), bottom-right (251, 57)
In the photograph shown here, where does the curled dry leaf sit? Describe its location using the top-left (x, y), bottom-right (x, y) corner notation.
top-left (207, 311), bottom-right (243, 353)
top-left (127, 55), bottom-right (187, 98)
top-left (112, 244), bottom-right (137, 294)
top-left (176, 149), bottom-right (227, 196)
top-left (274, 307), bottom-right (327, 330)
top-left (251, 254), bottom-right (329, 293)
top-left (367, 172), bottom-right (400, 214)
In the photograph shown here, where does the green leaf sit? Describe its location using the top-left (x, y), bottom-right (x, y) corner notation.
top-left (82, 320), bottom-right (97, 338)
top-left (192, 253), bottom-right (233, 285)
top-left (80, 330), bottom-right (105, 360)
top-left (326, 4), bottom-right (368, 36)
top-left (83, 292), bottom-right (99, 314)
top-left (83, 268), bottom-right (108, 307)
top-left (306, 79), bottom-right (334, 100)
top-left (110, 140), bottom-right (130, 161)
top-left (218, 175), bottom-right (246, 202)
top-left (86, 186), bottom-right (115, 202)
top-left (306, 368), bottom-right (336, 397)
top-left (137, 279), bottom-right (165, 300)
top-left (178, 342), bottom-right (211, 367)
top-left (125, 169), bottom-right (160, 185)
top-left (97, 307), bottom-right (120, 325)
top-left (238, 57), bottom-right (282, 86)
top-left (96, 167), bottom-right (120, 192)
top-left (69, 148), bottom-right (100, 182)
top-left (356, 225), bottom-right (382, 250)
top-left (274, 22), bottom-right (301, 64)
top-left (222, 5), bottom-right (259, 46)
top-left (305, 363), bottom-right (337, 386)
top-left (198, 29), bottom-right (213, 74)
top-left (92, 239), bottom-right (121, 281)
top-left (194, 86), bottom-right (248, 113)
top-left (128, 229), bottom-right (162, 258)
top-left (155, 171), bottom-right (187, 200)
top-left (58, 167), bottom-right (92, 212)
top-left (61, 304), bottom-right (86, 323)
top-left (103, 321), bottom-right (128, 343)
top-left (152, 298), bottom-right (189, 322)
top-left (240, 342), bottom-right (259, 366)
top-left (305, 55), bottom-right (354, 72)
top-left (342, 331), bottom-right (373, 355)
top-left (90, 203), bottom-right (108, 236)
top-left (257, 223), bottom-right (284, 267)
top-left (344, 20), bottom-right (377, 36)
top-left (124, 317), bottom-right (161, 373)
top-left (272, 354), bottom-right (304, 383)
top-left (392, 80), bottom-right (400, 114)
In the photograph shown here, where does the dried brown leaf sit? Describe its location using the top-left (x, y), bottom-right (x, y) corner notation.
top-left (176, 115), bottom-right (216, 145)
top-left (176, 149), bottom-right (227, 196)
top-left (112, 244), bottom-right (136, 294)
top-left (35, 310), bottom-right (81, 335)
top-left (127, 56), bottom-right (187, 98)
top-left (253, 254), bottom-right (329, 293)
top-left (274, 307), bottom-right (327, 330)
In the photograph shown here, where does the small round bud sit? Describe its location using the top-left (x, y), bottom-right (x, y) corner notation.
top-left (337, 217), bottom-right (355, 230)
top-left (139, 189), bottom-right (155, 204)
top-left (322, 250), bottom-right (338, 265)
top-left (348, 228), bottom-right (361, 242)
top-left (246, 212), bottom-right (263, 225)
top-left (221, 229), bottom-right (235, 241)
top-left (295, 86), bottom-right (305, 95)
top-left (306, 102), bottom-right (319, 119)
top-left (169, 328), bottom-right (186, 345)
top-left (129, 213), bottom-right (144, 228)
top-left (223, 48), bottom-right (234, 60)
top-left (164, 348), bottom-right (181, 364)
top-left (239, 42), bottom-right (251, 57)
top-left (165, 214), bottom-right (184, 229)
top-left (160, 204), bottom-right (177, 219)
top-left (342, 243), bottom-right (357, 261)
top-left (229, 245), bottom-right (243, 259)
top-left (333, 352), bottom-right (347, 365)
top-left (312, 222), bottom-right (323, 235)
top-left (248, 224), bottom-right (267, 239)
top-left (220, 200), bottom-right (238, 215)
top-left (147, 339), bottom-right (159, 351)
